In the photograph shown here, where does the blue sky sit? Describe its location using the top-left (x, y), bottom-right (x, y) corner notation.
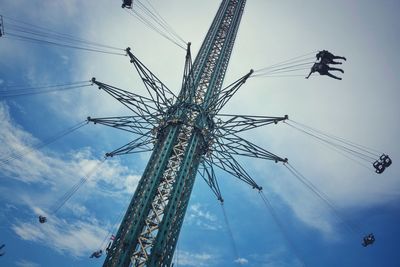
top-left (1, 0), bottom-right (400, 266)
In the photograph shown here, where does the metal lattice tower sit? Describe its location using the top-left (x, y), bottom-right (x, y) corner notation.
top-left (90, 0), bottom-right (287, 266)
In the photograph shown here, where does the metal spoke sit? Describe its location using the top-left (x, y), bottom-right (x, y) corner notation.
top-left (216, 114), bottom-right (288, 134)
top-left (210, 141), bottom-right (262, 189)
top-left (126, 47), bottom-right (177, 109)
top-left (198, 158), bottom-right (223, 202)
top-left (92, 78), bottom-right (164, 118)
top-left (177, 43), bottom-right (195, 104)
top-left (207, 70), bottom-right (253, 113)
top-left (87, 115), bottom-right (157, 136)
top-left (105, 133), bottom-right (155, 157)
top-left (215, 132), bottom-right (287, 162)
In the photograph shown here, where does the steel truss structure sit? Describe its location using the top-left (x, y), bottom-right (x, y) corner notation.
top-left (90, 0), bottom-right (288, 266)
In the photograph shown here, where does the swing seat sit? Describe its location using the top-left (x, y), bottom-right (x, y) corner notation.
top-left (122, 0), bottom-right (133, 8)
top-left (380, 154), bottom-right (392, 167)
top-left (362, 234), bottom-right (375, 247)
top-left (38, 215), bottom-right (47, 224)
top-left (373, 160), bottom-right (385, 174)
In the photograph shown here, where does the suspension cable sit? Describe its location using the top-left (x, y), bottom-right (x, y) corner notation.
top-left (51, 157), bottom-right (106, 215)
top-left (123, 1), bottom-right (186, 50)
top-left (0, 120), bottom-right (88, 167)
top-left (251, 51), bottom-right (318, 78)
top-left (254, 51), bottom-right (317, 74)
top-left (253, 61), bottom-right (315, 76)
top-left (0, 81), bottom-right (91, 98)
top-left (3, 16), bottom-right (124, 51)
top-left (288, 123), bottom-right (372, 170)
top-left (4, 33), bottom-right (126, 56)
top-left (254, 51), bottom-right (317, 73)
top-left (258, 190), bottom-right (306, 267)
top-left (5, 24), bottom-right (124, 52)
top-left (135, 0), bottom-right (186, 45)
top-left (283, 163), bottom-right (360, 234)
top-left (284, 121), bottom-right (376, 162)
top-left (124, 9), bottom-right (186, 50)
top-left (289, 120), bottom-right (382, 156)
top-left (1, 80), bottom-right (89, 90)
top-left (252, 67), bottom-right (313, 78)
top-left (220, 202), bottom-right (240, 261)
top-left (256, 57), bottom-right (315, 72)
top-left (141, 0), bottom-right (186, 44)
top-left (252, 74), bottom-right (306, 78)
top-left (252, 64), bottom-right (313, 78)
top-left (1, 16), bottom-right (126, 56)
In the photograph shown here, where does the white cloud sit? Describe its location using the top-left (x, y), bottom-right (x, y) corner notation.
top-left (0, 101), bottom-right (140, 256)
top-left (64, 202), bottom-right (90, 217)
top-left (15, 259), bottom-right (40, 267)
top-left (0, 101), bottom-right (140, 194)
top-left (249, 247), bottom-right (304, 267)
top-left (190, 203), bottom-right (217, 221)
top-left (176, 250), bottom-right (217, 267)
top-left (185, 203), bottom-right (220, 231)
top-left (12, 212), bottom-right (107, 257)
top-left (234, 257), bottom-right (249, 265)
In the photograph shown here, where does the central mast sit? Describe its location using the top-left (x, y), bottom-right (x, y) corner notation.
top-left (103, 1), bottom-right (247, 266)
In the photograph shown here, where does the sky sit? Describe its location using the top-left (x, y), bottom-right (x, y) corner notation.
top-left (0, 0), bottom-right (400, 266)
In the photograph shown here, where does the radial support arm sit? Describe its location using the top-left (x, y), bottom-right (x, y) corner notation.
top-left (198, 158), bottom-right (224, 202)
top-left (91, 78), bottom-right (162, 118)
top-left (178, 42), bottom-right (195, 103)
top-left (216, 114), bottom-right (288, 134)
top-left (105, 133), bottom-right (155, 157)
top-left (126, 47), bottom-right (177, 109)
top-left (210, 144), bottom-right (262, 190)
top-left (215, 132), bottom-right (287, 162)
top-left (87, 115), bottom-right (156, 136)
top-left (208, 69), bottom-right (253, 113)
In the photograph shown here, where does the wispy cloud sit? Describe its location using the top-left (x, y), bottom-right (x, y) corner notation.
top-left (185, 203), bottom-right (221, 230)
top-left (15, 259), bottom-right (40, 267)
top-left (12, 210), bottom-right (106, 257)
top-left (0, 101), bottom-right (139, 257)
top-left (0, 101), bottom-right (140, 193)
top-left (176, 250), bottom-right (217, 267)
top-left (249, 247), bottom-right (304, 267)
top-left (234, 257), bottom-right (249, 265)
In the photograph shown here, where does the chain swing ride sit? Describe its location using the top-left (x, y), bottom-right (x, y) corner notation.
top-left (0, 0), bottom-right (393, 266)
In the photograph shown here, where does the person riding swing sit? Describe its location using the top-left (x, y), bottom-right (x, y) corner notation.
top-left (316, 50), bottom-right (346, 64)
top-left (362, 233), bottom-right (375, 247)
top-left (122, 0), bottom-right (133, 9)
top-left (305, 62), bottom-right (344, 80)
top-left (38, 215), bottom-right (47, 224)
